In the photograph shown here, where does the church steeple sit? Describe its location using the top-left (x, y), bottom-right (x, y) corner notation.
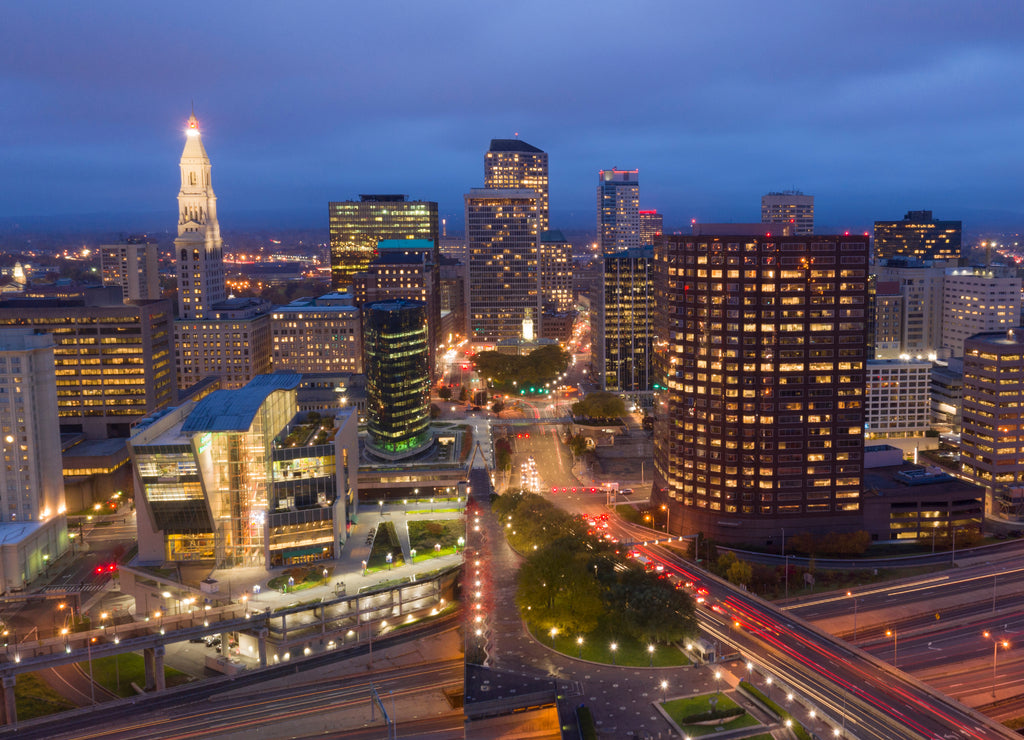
top-left (175, 111), bottom-right (225, 319)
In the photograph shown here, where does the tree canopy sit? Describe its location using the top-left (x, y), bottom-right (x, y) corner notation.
top-left (571, 391), bottom-right (627, 420)
top-left (472, 344), bottom-right (571, 392)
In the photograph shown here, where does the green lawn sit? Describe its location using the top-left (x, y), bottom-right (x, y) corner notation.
top-left (527, 622), bottom-right (689, 667)
top-left (367, 521), bottom-right (405, 571)
top-left (85, 652), bottom-right (191, 697)
top-left (408, 519), bottom-right (464, 559)
top-left (268, 565), bottom-right (333, 592)
top-left (14, 672), bottom-right (75, 720)
top-left (662, 692), bottom-right (759, 737)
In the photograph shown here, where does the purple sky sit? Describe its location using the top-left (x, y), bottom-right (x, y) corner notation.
top-left (3, 1), bottom-right (1024, 234)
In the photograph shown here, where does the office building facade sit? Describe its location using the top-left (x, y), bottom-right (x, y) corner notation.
top-left (464, 188), bottom-right (541, 343)
top-left (364, 300), bottom-right (431, 458)
top-left (175, 298), bottom-right (272, 391)
top-left (941, 267), bottom-right (1022, 358)
top-left (539, 230), bottom-right (573, 312)
top-left (271, 299), bottom-right (362, 374)
top-left (873, 210), bottom-right (962, 262)
top-left (328, 195), bottom-right (439, 291)
top-left (597, 168), bottom-right (640, 254)
top-left (652, 233), bottom-right (869, 545)
top-left (639, 210), bottom-right (664, 246)
top-left (129, 373), bottom-right (359, 569)
top-left (761, 191), bottom-right (814, 236)
top-left (865, 359), bottom-right (932, 438)
top-left (960, 330), bottom-right (1024, 517)
top-left (0, 289), bottom-right (176, 439)
top-left (484, 139), bottom-right (548, 232)
top-left (595, 246), bottom-right (655, 394)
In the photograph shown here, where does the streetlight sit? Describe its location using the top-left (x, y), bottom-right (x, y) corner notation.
top-left (660, 504), bottom-right (669, 533)
top-left (410, 548), bottom-right (417, 563)
top-left (457, 536), bottom-right (465, 552)
top-left (576, 636), bottom-right (584, 658)
top-left (610, 642), bottom-right (618, 665)
top-left (847, 591), bottom-right (858, 641)
top-left (322, 568), bottom-right (328, 586)
top-left (932, 521), bottom-right (939, 554)
top-left (386, 552), bottom-right (393, 570)
top-left (765, 676), bottom-right (773, 698)
top-left (660, 679), bottom-right (668, 704)
top-left (886, 629), bottom-right (898, 667)
top-left (714, 670), bottom-right (722, 694)
top-left (648, 643), bottom-right (655, 666)
top-left (550, 627), bottom-right (558, 648)
top-left (361, 559), bottom-right (367, 576)
top-left (982, 631), bottom-right (1010, 698)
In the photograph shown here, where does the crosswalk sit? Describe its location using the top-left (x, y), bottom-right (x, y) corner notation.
top-left (42, 583), bottom-right (107, 594)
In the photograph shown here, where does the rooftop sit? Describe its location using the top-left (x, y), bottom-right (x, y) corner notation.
top-left (183, 373), bottom-right (302, 433)
top-left (488, 139), bottom-right (544, 154)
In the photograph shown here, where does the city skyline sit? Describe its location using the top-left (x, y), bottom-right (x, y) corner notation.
top-left (3, 2), bottom-right (1024, 234)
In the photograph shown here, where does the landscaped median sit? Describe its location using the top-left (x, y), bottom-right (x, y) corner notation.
top-left (660, 692), bottom-right (759, 737)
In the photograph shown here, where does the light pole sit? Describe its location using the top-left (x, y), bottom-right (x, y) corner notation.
top-left (983, 631), bottom-right (1010, 698)
top-left (576, 636), bottom-right (584, 659)
top-left (322, 568), bottom-right (328, 587)
top-left (550, 626), bottom-right (558, 649)
top-left (886, 628), bottom-right (898, 667)
top-left (847, 591), bottom-right (858, 641)
top-left (714, 669), bottom-right (722, 695)
top-left (784, 554), bottom-right (790, 600)
top-left (932, 521), bottom-right (938, 554)
top-left (648, 643), bottom-right (655, 666)
top-left (660, 504), bottom-right (669, 533)
top-left (610, 642), bottom-right (618, 665)
top-left (660, 679), bottom-right (667, 704)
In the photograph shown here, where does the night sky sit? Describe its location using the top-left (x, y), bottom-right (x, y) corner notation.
top-left (3, 1), bottom-right (1023, 234)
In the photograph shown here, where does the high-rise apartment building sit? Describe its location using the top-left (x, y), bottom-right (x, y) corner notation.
top-left (639, 210), bottom-right (664, 245)
top-left (484, 139), bottom-right (548, 232)
top-left (0, 288), bottom-right (176, 439)
top-left (941, 266), bottom-right (1022, 358)
top-left (175, 114), bottom-right (226, 320)
top-left (960, 330), bottom-right (1024, 514)
top-left (0, 329), bottom-right (68, 590)
top-left (364, 300), bottom-right (431, 458)
top-left (271, 298), bottom-right (362, 374)
top-left (539, 230), bottom-right (573, 312)
top-left (101, 239), bottom-right (161, 302)
top-left (761, 191), bottom-right (814, 236)
top-left (652, 233), bottom-right (869, 545)
top-left (464, 188), bottom-right (541, 343)
top-left (595, 246), bottom-right (655, 395)
top-left (873, 210), bottom-right (962, 261)
top-left (328, 196), bottom-right (439, 290)
top-left (597, 169), bottom-right (640, 254)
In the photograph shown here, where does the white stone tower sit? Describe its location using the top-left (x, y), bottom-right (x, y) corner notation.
top-left (175, 112), bottom-right (226, 319)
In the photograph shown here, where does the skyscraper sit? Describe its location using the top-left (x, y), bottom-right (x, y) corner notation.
top-left (639, 210), bottom-right (664, 246)
top-left (328, 196), bottom-right (438, 291)
top-left (464, 188), bottom-right (541, 343)
top-left (761, 191), bottom-right (814, 236)
top-left (595, 246), bottom-right (655, 395)
top-left (484, 139), bottom-right (549, 232)
top-left (539, 230), bottom-right (573, 312)
top-left (175, 113), bottom-right (225, 320)
top-left (652, 232), bottom-right (869, 545)
top-left (597, 168), bottom-right (640, 254)
top-left (364, 300), bottom-right (431, 457)
top-left (873, 210), bottom-right (962, 261)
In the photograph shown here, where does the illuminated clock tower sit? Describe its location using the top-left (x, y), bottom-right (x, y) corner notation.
top-left (175, 113), bottom-right (226, 319)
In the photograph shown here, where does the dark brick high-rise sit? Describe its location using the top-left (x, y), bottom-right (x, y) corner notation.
top-left (652, 233), bottom-right (869, 546)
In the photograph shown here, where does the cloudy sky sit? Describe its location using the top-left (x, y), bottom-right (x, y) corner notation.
top-left (3, 1), bottom-right (1023, 234)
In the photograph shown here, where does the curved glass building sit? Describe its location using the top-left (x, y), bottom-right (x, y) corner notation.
top-left (364, 300), bottom-right (431, 457)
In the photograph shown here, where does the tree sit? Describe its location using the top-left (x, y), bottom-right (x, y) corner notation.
top-left (491, 398), bottom-right (505, 414)
top-left (566, 432), bottom-right (589, 459)
top-left (607, 567), bottom-right (697, 644)
top-left (726, 559), bottom-right (753, 588)
top-left (438, 386), bottom-right (452, 401)
top-left (572, 391), bottom-right (626, 421)
top-left (459, 385), bottom-right (468, 402)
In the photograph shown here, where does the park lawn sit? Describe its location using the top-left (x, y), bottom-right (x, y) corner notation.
top-left (15, 671), bottom-right (75, 720)
top-left (85, 652), bottom-right (191, 697)
top-left (527, 622), bottom-right (689, 667)
top-left (662, 693), bottom-right (759, 737)
top-left (408, 519), bottom-right (464, 555)
top-left (366, 521), bottom-right (405, 572)
top-left (268, 565), bottom-right (333, 593)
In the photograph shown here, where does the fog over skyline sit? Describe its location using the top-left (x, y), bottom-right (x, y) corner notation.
top-left (3, 1), bottom-right (1024, 235)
